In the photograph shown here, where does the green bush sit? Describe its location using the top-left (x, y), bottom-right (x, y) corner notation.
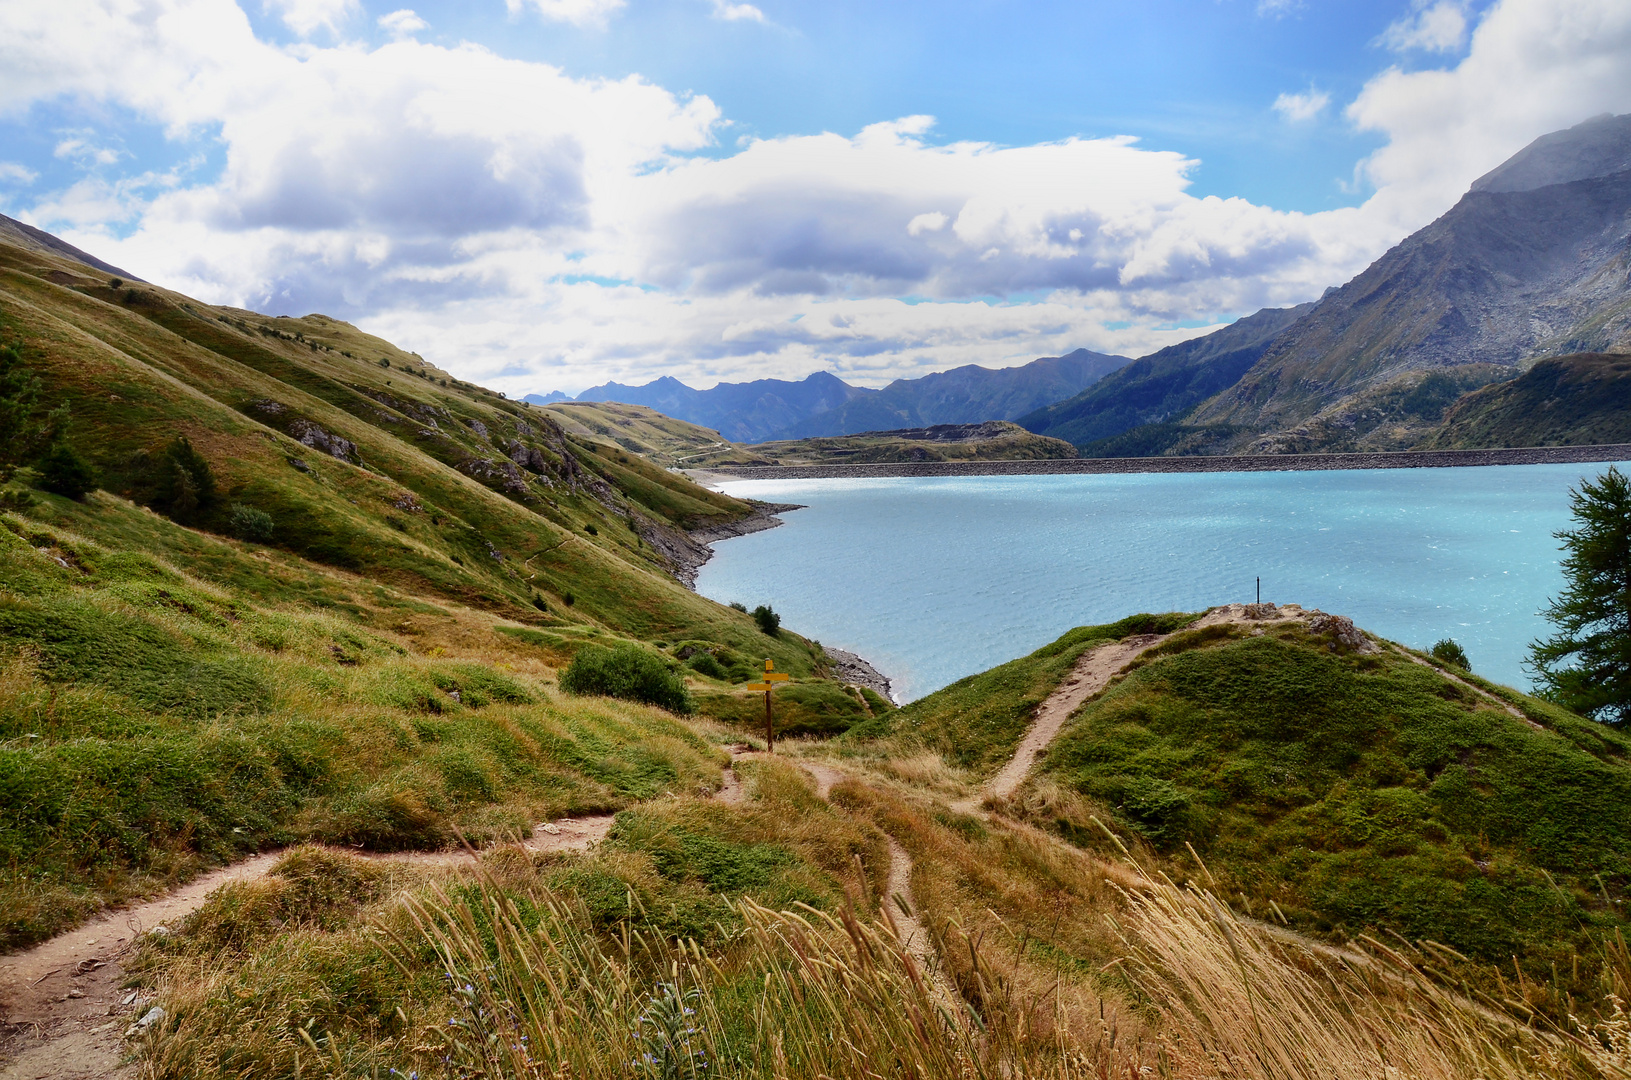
top-left (152, 435), bottom-right (217, 522)
top-left (752, 604), bottom-right (780, 636)
top-left (228, 502), bottom-right (275, 542)
top-left (559, 643), bottom-right (693, 714)
top-left (1431, 637), bottom-right (1470, 670)
top-left (687, 651), bottom-right (729, 680)
top-left (37, 441), bottom-right (96, 500)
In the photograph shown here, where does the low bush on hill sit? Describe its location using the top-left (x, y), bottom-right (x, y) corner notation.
top-left (559, 642), bottom-right (693, 714)
top-left (695, 680), bottom-right (876, 737)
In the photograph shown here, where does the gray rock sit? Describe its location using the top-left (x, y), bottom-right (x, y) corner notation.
top-left (287, 420), bottom-right (358, 463)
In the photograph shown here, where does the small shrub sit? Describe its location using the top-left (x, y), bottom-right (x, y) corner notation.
top-left (687, 651), bottom-right (729, 680)
top-left (152, 435), bottom-right (217, 522)
top-left (1431, 638), bottom-right (1471, 671)
top-left (729, 601), bottom-right (747, 613)
top-left (36, 441), bottom-right (96, 499)
top-left (585, 523), bottom-right (599, 536)
top-left (0, 487), bottom-right (38, 511)
top-left (752, 604), bottom-right (780, 636)
top-left (559, 643), bottom-right (692, 714)
top-left (378, 357), bottom-right (390, 368)
top-left (108, 277), bottom-right (123, 288)
top-left (532, 594), bottom-right (548, 612)
top-left (228, 502), bottom-right (275, 542)
top-left (563, 592), bottom-right (575, 606)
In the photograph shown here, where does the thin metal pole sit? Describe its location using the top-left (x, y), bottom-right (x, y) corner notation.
top-left (765, 690), bottom-right (773, 753)
top-left (1256, 576), bottom-right (1260, 604)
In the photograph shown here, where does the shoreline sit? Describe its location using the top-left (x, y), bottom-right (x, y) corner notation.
top-left (680, 502), bottom-right (901, 703)
top-left (669, 500), bottom-right (804, 588)
top-left (682, 442), bottom-right (1631, 482)
top-left (823, 646), bottom-right (896, 704)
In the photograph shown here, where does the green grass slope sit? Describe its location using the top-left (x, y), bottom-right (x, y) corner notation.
top-left (1026, 618), bottom-right (1631, 986)
top-left (0, 231), bottom-right (860, 948)
top-left (878, 613), bottom-right (1197, 774)
top-left (1426, 352), bottom-right (1631, 448)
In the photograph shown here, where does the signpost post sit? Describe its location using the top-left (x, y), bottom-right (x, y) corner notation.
top-left (741, 659), bottom-right (790, 752)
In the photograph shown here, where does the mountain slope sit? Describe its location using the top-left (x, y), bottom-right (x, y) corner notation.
top-left (1017, 304), bottom-right (1310, 450)
top-left (775, 349), bottom-right (1131, 439)
top-left (1191, 113), bottom-right (1631, 435)
top-left (1426, 352), bottom-right (1631, 448)
top-left (888, 610), bottom-right (1631, 986)
top-left (575, 371), bottom-right (873, 443)
top-left (573, 349), bottom-right (1130, 444)
top-left (0, 221), bottom-right (868, 945)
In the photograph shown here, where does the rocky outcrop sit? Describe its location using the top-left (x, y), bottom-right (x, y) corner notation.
top-left (824, 647), bottom-right (895, 703)
top-left (505, 440), bottom-right (550, 474)
top-left (246, 399), bottom-right (359, 464)
top-left (287, 420), bottom-right (358, 464)
top-left (456, 456), bottom-right (530, 496)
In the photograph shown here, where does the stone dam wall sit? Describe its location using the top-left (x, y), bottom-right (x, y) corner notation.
top-left (689, 444), bottom-right (1631, 482)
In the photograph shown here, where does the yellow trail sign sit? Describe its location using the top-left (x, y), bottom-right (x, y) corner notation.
top-left (754, 659), bottom-right (787, 752)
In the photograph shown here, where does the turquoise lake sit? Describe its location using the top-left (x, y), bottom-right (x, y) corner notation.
top-left (693, 463), bottom-right (1631, 702)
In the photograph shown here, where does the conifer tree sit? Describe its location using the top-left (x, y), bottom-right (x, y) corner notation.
top-left (1529, 466), bottom-right (1631, 724)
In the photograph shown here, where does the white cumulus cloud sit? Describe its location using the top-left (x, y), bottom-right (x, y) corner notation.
top-left (506, 0), bottom-right (626, 29)
top-left (0, 0), bottom-right (1627, 395)
top-left (710, 0), bottom-right (766, 22)
top-left (1272, 87), bottom-right (1331, 122)
top-left (263, 0), bottom-right (357, 37)
top-left (1381, 0), bottom-right (1470, 53)
top-left (377, 8), bottom-right (428, 39)
top-left (0, 162), bottom-right (39, 185)
top-left (1351, 0), bottom-right (1631, 225)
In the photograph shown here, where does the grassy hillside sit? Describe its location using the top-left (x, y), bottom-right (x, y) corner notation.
top-left (0, 232), bottom-right (855, 947)
top-left (750, 421), bottom-right (1077, 465)
top-left (1427, 352), bottom-right (1631, 448)
top-left (1008, 617), bottom-right (1631, 988)
top-left (539, 400), bottom-right (775, 469)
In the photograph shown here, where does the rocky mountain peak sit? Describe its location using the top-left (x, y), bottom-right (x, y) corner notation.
top-left (1470, 112), bottom-right (1631, 194)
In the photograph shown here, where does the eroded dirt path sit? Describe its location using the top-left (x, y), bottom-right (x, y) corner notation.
top-left (980, 634), bottom-right (1163, 805)
top-left (0, 811), bottom-right (619, 1079)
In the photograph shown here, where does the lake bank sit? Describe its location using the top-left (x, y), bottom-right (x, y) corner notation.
top-left (685, 442), bottom-right (1631, 482)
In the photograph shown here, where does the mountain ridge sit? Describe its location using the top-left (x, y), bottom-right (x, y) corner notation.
top-left (571, 348), bottom-right (1131, 444)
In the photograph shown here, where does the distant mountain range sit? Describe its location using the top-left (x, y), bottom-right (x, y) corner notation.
top-left (564, 349), bottom-right (1131, 443)
top-left (1023, 112), bottom-right (1631, 456)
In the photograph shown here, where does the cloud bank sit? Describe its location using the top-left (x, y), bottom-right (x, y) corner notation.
top-left (1, 0), bottom-right (1628, 394)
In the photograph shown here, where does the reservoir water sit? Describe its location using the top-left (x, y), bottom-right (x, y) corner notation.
top-left (694, 462), bottom-right (1630, 702)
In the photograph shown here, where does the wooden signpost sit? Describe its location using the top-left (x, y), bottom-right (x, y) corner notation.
top-left (741, 659), bottom-right (790, 752)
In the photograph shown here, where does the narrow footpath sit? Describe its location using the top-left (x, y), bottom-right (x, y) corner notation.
top-left (0, 814), bottom-right (619, 1080)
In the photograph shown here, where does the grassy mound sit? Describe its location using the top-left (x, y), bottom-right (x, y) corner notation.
top-left (889, 612), bottom-right (1197, 773)
top-left (1029, 618), bottom-right (1631, 985)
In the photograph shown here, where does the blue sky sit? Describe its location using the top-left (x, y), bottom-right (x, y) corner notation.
top-left (363, 0), bottom-right (1397, 212)
top-left (1, 0), bottom-right (1627, 394)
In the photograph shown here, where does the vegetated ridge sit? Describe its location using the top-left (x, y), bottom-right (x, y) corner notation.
top-left (744, 421), bottom-right (1077, 465)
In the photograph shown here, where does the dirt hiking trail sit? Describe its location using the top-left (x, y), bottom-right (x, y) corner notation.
top-left (0, 811), bottom-right (619, 1080)
top-left (966, 603), bottom-right (1322, 812)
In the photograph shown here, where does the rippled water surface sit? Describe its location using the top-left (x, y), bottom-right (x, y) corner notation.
top-left (693, 464), bottom-right (1628, 702)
